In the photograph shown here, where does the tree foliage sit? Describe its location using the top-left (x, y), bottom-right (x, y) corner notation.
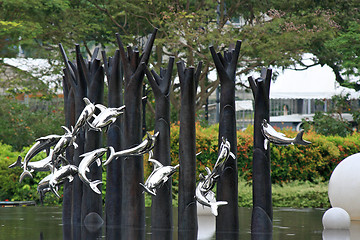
top-left (0, 0), bottom-right (359, 118)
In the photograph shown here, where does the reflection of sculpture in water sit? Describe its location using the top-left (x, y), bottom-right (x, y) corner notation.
top-left (195, 137), bottom-right (235, 216)
top-left (84, 212), bottom-right (104, 232)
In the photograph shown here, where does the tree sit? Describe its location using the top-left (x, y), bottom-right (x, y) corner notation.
top-left (1, 0), bottom-right (359, 121)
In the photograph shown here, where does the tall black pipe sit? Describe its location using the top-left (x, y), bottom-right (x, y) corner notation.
top-left (62, 73), bottom-right (75, 240)
top-left (80, 48), bottom-right (104, 239)
top-left (248, 69), bottom-right (273, 236)
top-left (145, 56), bottom-right (174, 240)
top-left (177, 60), bottom-right (202, 240)
top-left (102, 49), bottom-right (124, 239)
top-left (59, 44), bottom-right (87, 239)
top-left (210, 41), bottom-right (241, 237)
top-left (116, 29), bottom-right (157, 239)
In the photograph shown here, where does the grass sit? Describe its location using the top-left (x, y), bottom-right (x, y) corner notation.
top-left (145, 180), bottom-right (331, 209)
top-left (239, 180), bottom-right (330, 208)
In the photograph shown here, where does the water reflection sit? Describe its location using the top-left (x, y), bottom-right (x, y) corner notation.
top-left (322, 221), bottom-right (360, 240)
top-left (0, 206), bottom-right (325, 239)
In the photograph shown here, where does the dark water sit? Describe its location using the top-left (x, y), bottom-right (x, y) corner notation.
top-left (0, 206), bottom-right (326, 239)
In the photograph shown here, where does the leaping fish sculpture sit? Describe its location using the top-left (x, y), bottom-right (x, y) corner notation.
top-left (78, 148), bottom-right (107, 194)
top-left (200, 137), bottom-right (236, 193)
top-left (195, 173), bottom-right (228, 216)
top-left (261, 119), bottom-right (311, 150)
top-left (73, 97), bottom-right (96, 135)
top-left (10, 149), bottom-right (55, 174)
top-left (87, 104), bottom-right (125, 132)
top-left (37, 173), bottom-right (54, 204)
top-left (9, 134), bottom-right (62, 183)
top-left (140, 151), bottom-right (179, 196)
top-left (49, 164), bottom-right (78, 198)
top-left (51, 126), bottom-right (78, 166)
top-left (104, 131), bottom-right (159, 165)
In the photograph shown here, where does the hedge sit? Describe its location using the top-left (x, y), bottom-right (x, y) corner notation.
top-left (1, 123), bottom-right (360, 203)
top-left (160, 123), bottom-right (360, 184)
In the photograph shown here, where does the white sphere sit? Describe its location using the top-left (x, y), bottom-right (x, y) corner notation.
top-left (322, 207), bottom-right (351, 229)
top-left (328, 153), bottom-right (360, 220)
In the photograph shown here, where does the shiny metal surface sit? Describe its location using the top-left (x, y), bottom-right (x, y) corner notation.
top-left (261, 119), bottom-right (311, 149)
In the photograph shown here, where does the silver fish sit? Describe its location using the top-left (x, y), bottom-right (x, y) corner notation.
top-left (140, 151), bottom-right (179, 196)
top-left (73, 97), bottom-right (96, 135)
top-left (11, 134), bottom-right (61, 183)
top-left (37, 173), bottom-right (54, 204)
top-left (12, 149), bottom-right (55, 173)
top-left (78, 148), bottom-right (107, 195)
top-left (87, 104), bottom-right (125, 132)
top-left (195, 173), bottom-right (227, 216)
top-left (261, 119), bottom-right (311, 150)
top-left (49, 164), bottom-right (78, 198)
top-left (104, 131), bottom-right (159, 166)
top-left (51, 126), bottom-right (78, 166)
top-left (200, 138), bottom-right (235, 193)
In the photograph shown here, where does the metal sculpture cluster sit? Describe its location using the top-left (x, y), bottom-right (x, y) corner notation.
top-left (9, 98), bottom-right (164, 200)
top-left (8, 27), bottom-right (312, 240)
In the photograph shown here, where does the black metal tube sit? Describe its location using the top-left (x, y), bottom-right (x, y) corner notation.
top-left (81, 49), bottom-right (104, 239)
top-left (103, 49), bottom-right (124, 239)
top-left (59, 44), bottom-right (87, 239)
top-left (145, 56), bottom-right (174, 240)
top-left (248, 69), bottom-right (273, 235)
top-left (62, 74), bottom-right (75, 240)
top-left (177, 61), bottom-right (202, 240)
top-left (116, 29), bottom-right (157, 239)
top-left (210, 41), bottom-right (241, 237)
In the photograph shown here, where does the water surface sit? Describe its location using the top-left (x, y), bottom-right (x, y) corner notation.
top-left (0, 206), bottom-right (325, 239)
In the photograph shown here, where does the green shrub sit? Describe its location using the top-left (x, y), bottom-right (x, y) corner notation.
top-left (2, 122), bottom-right (360, 207)
top-left (148, 123), bottom-right (360, 185)
top-left (0, 143), bottom-right (62, 204)
top-left (0, 96), bottom-right (64, 151)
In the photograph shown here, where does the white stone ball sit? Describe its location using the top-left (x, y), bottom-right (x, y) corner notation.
top-left (322, 207), bottom-right (351, 230)
top-left (328, 153), bottom-right (360, 220)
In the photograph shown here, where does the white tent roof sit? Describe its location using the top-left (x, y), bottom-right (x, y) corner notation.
top-left (270, 56), bottom-right (360, 99)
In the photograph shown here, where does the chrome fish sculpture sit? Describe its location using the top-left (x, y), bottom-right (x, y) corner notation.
top-left (195, 173), bottom-right (228, 216)
top-left (51, 126), bottom-right (78, 166)
top-left (140, 151), bottom-right (179, 196)
top-left (199, 137), bottom-right (236, 193)
top-left (261, 119), bottom-right (311, 150)
top-left (37, 173), bottom-right (54, 204)
top-left (104, 131), bottom-right (159, 165)
top-left (10, 149), bottom-right (55, 174)
top-left (9, 134), bottom-right (62, 183)
top-left (49, 164), bottom-right (78, 198)
top-left (73, 97), bottom-right (96, 135)
top-left (87, 104), bottom-right (125, 132)
top-left (78, 148), bottom-right (107, 195)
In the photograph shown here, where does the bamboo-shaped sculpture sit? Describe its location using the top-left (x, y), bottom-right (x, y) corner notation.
top-left (210, 41), bottom-right (241, 237)
top-left (177, 60), bottom-right (202, 240)
top-left (59, 44), bottom-right (87, 240)
top-left (116, 29), bottom-right (157, 239)
top-left (102, 49), bottom-right (124, 239)
top-left (145, 56), bottom-right (174, 239)
top-left (61, 71), bottom-right (75, 240)
top-left (81, 47), bottom-right (104, 239)
top-left (248, 69), bottom-right (273, 236)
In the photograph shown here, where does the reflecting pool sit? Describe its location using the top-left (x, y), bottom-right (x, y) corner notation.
top-left (0, 206), bottom-right (326, 239)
